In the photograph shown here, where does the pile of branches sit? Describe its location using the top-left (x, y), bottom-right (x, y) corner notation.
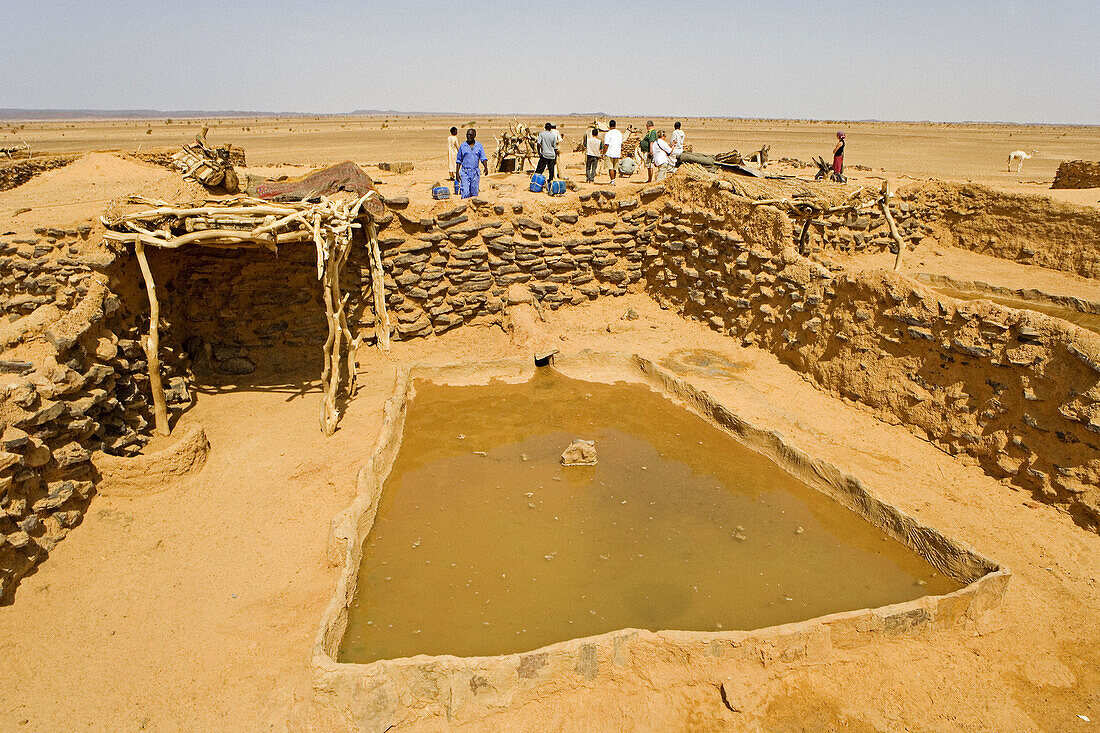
top-left (0, 140), bottom-right (29, 159)
top-left (170, 127), bottom-right (245, 193)
top-left (102, 191), bottom-right (386, 434)
top-left (491, 119), bottom-right (539, 172)
top-left (715, 145), bottom-right (769, 167)
top-left (101, 194), bottom-right (363, 251)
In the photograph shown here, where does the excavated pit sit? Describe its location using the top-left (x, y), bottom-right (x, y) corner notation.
top-left (339, 369), bottom-right (960, 661)
top-left (312, 353), bottom-right (1009, 728)
top-left (3, 152), bottom-right (1099, 728)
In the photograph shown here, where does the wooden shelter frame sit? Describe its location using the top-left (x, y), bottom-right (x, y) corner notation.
top-left (102, 193), bottom-right (387, 437)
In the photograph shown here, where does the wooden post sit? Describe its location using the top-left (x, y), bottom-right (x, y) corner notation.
top-left (367, 221), bottom-right (391, 352)
top-left (880, 180), bottom-right (906, 271)
top-left (319, 230), bottom-right (341, 436)
top-left (798, 219), bottom-right (811, 256)
top-left (133, 240), bottom-right (170, 436)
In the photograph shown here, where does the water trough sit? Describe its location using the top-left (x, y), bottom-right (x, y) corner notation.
top-left (308, 351), bottom-right (1010, 729)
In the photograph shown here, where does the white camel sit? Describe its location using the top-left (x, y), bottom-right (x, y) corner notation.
top-left (1007, 149), bottom-right (1037, 172)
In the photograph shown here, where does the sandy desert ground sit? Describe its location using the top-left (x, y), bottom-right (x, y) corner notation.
top-left (4, 114), bottom-right (1099, 201)
top-left (0, 117), bottom-right (1097, 731)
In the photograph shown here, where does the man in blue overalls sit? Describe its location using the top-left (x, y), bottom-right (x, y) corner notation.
top-left (454, 128), bottom-right (489, 198)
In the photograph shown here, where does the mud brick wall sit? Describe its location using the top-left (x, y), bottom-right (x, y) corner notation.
top-left (1052, 160), bottom-right (1100, 190)
top-left (365, 192), bottom-right (655, 339)
top-left (650, 179), bottom-right (1100, 529)
top-left (897, 182), bottom-right (1100, 279)
top-left (0, 278), bottom-right (155, 601)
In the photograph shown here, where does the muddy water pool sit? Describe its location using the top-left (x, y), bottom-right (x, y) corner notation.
top-left (339, 371), bottom-right (960, 662)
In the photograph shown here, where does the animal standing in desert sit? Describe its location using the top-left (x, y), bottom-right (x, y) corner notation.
top-left (1007, 149), bottom-right (1037, 172)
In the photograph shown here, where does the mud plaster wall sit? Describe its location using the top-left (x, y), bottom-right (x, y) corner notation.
top-left (650, 179), bottom-right (1100, 529)
top-left (896, 182), bottom-right (1100, 280)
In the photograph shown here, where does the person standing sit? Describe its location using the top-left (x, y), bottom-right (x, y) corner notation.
top-left (670, 121), bottom-right (685, 162)
top-left (640, 120), bottom-right (658, 183)
top-left (535, 122), bottom-right (561, 181)
top-left (832, 132), bottom-right (845, 180)
top-left (454, 128), bottom-right (489, 198)
top-left (447, 127), bottom-right (459, 180)
top-left (585, 128), bottom-right (602, 183)
top-left (602, 119), bottom-right (623, 184)
top-left (650, 130), bottom-right (674, 180)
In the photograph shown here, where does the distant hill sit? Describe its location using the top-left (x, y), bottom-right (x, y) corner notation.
top-left (0, 109), bottom-right (329, 120)
top-left (0, 108), bottom-right (451, 121)
top-left (1, 109), bottom-right (1095, 126)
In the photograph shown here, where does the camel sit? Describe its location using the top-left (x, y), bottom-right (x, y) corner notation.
top-left (1008, 149), bottom-right (1037, 172)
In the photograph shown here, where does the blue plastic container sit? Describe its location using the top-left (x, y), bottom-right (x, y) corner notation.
top-left (547, 180), bottom-right (566, 196)
top-left (431, 186), bottom-right (450, 200)
top-left (529, 174), bottom-right (546, 192)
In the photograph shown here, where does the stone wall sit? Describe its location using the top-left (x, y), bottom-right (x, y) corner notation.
top-left (4, 169), bottom-right (1099, 601)
top-left (793, 200), bottom-right (935, 256)
top-left (127, 179), bottom-right (1100, 531)
top-left (0, 225), bottom-right (100, 319)
top-left (0, 155), bottom-right (79, 193)
top-left (649, 178), bottom-right (1100, 529)
top-left (148, 191), bottom-right (660, 375)
top-left (1052, 160), bottom-right (1100, 190)
top-left (149, 245), bottom-right (337, 378)
top-left (0, 277), bottom-right (155, 601)
top-left (371, 192), bottom-right (656, 339)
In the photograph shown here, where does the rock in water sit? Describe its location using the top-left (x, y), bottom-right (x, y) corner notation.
top-left (561, 439), bottom-right (597, 466)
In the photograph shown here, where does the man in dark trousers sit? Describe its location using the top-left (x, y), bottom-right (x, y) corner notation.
top-left (535, 122), bottom-right (561, 181)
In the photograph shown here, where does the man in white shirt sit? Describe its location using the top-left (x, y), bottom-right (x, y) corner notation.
top-left (651, 130), bottom-right (673, 179)
top-left (584, 128), bottom-right (602, 182)
top-left (670, 121), bottom-right (685, 162)
top-left (601, 119), bottom-right (623, 184)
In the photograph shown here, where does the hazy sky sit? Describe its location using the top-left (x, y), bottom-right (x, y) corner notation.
top-left (2, 0), bottom-right (1097, 123)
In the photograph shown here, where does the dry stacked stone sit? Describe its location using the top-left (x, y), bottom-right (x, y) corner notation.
top-left (1052, 160), bottom-right (1100, 189)
top-left (0, 277), bottom-right (157, 601)
top-left (0, 226), bottom-right (99, 318)
top-left (648, 181), bottom-right (1100, 529)
top-left (0, 155), bottom-right (80, 193)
